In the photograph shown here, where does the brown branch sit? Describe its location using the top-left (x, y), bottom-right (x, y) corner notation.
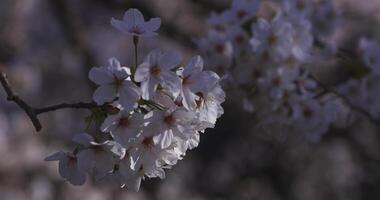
top-left (0, 71), bottom-right (42, 131)
top-left (35, 102), bottom-right (99, 115)
top-left (0, 71), bottom-right (102, 132)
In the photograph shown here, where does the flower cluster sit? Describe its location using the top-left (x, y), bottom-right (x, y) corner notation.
top-left (197, 0), bottom-right (342, 141)
top-left (45, 8), bottom-right (224, 191)
top-left (337, 38), bottom-right (380, 119)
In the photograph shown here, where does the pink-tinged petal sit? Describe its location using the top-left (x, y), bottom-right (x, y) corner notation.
top-left (159, 72), bottom-right (181, 97)
top-left (119, 81), bottom-right (141, 111)
top-left (158, 51), bottom-right (182, 70)
top-left (93, 85), bottom-right (117, 105)
top-left (72, 133), bottom-right (94, 146)
top-left (134, 62), bottom-right (151, 82)
top-left (143, 17), bottom-right (161, 33)
top-left (138, 32), bottom-right (158, 37)
top-left (110, 18), bottom-right (130, 34)
top-left (44, 151), bottom-right (65, 161)
top-left (89, 67), bottom-right (113, 85)
top-left (123, 8), bottom-right (145, 26)
top-left (190, 71), bottom-right (220, 93)
top-left (183, 56), bottom-right (204, 77)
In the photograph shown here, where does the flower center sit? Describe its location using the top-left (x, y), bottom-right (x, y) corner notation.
top-left (118, 116), bottom-right (130, 128)
top-left (303, 107), bottom-right (313, 119)
top-left (215, 44), bottom-right (225, 54)
top-left (142, 137), bottom-right (154, 149)
top-left (237, 10), bottom-right (247, 19)
top-left (131, 25), bottom-right (143, 34)
top-left (267, 34), bottom-right (277, 46)
top-left (112, 75), bottom-right (124, 90)
top-left (164, 114), bottom-right (176, 127)
top-left (182, 75), bottom-right (192, 86)
top-left (235, 35), bottom-right (244, 44)
top-left (150, 65), bottom-right (161, 76)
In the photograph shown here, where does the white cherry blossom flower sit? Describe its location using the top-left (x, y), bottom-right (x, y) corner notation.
top-left (101, 110), bottom-right (144, 147)
top-left (73, 133), bottom-right (126, 177)
top-left (44, 151), bottom-right (87, 186)
top-left (134, 49), bottom-right (182, 100)
top-left (111, 8), bottom-right (161, 37)
top-left (181, 56), bottom-right (220, 110)
top-left (89, 58), bottom-right (141, 111)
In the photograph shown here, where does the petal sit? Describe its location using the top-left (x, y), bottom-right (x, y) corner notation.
top-left (181, 88), bottom-right (197, 110)
top-left (103, 140), bottom-right (126, 159)
top-left (44, 151), bottom-right (65, 161)
top-left (111, 18), bottom-right (128, 33)
top-left (72, 133), bottom-right (94, 146)
top-left (119, 81), bottom-right (141, 111)
top-left (159, 72), bottom-right (181, 97)
top-left (123, 8), bottom-right (145, 26)
top-left (67, 168), bottom-right (87, 186)
top-left (158, 51), bottom-right (182, 70)
top-left (183, 56), bottom-right (204, 77)
top-left (189, 71), bottom-right (220, 93)
top-left (142, 17), bottom-right (161, 33)
top-left (125, 176), bottom-right (142, 192)
top-left (155, 131), bottom-right (173, 149)
top-left (140, 78), bottom-right (158, 100)
top-left (100, 114), bottom-right (120, 133)
top-left (93, 85), bottom-right (117, 105)
top-left (89, 67), bottom-right (113, 85)
top-left (77, 149), bottom-right (95, 172)
top-left (134, 62), bottom-right (151, 82)
top-left (94, 151), bottom-right (114, 174)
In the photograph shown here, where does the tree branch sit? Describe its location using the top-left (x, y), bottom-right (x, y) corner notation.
top-left (0, 71), bottom-right (42, 131)
top-left (312, 74), bottom-right (380, 126)
top-left (0, 71), bottom-right (101, 132)
top-left (35, 102), bottom-right (99, 115)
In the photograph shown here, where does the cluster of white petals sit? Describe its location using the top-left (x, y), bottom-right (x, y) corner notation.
top-left (45, 8), bottom-right (224, 191)
top-left (197, 0), bottom-right (342, 141)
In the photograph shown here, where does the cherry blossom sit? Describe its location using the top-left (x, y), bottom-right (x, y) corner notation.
top-left (111, 8), bottom-right (161, 37)
top-left (89, 58), bottom-right (141, 111)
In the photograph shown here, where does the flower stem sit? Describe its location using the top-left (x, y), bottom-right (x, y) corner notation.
top-left (132, 36), bottom-right (139, 80)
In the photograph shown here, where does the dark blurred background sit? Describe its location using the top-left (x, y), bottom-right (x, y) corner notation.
top-left (1, 0), bottom-right (380, 199)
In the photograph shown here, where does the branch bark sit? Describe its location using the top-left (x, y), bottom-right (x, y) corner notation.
top-left (0, 71), bottom-right (101, 132)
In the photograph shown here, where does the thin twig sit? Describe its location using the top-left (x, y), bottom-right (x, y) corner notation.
top-left (0, 71), bottom-right (102, 132)
top-left (35, 102), bottom-right (99, 115)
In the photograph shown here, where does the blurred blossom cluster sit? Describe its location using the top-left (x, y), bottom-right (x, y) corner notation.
top-left (197, 0), bottom-right (380, 142)
top-left (45, 8), bottom-right (225, 191)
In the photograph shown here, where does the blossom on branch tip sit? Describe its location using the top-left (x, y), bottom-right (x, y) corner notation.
top-left (111, 8), bottom-right (161, 37)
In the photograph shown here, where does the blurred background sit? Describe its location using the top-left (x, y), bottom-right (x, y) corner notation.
top-left (1, 0), bottom-right (380, 199)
